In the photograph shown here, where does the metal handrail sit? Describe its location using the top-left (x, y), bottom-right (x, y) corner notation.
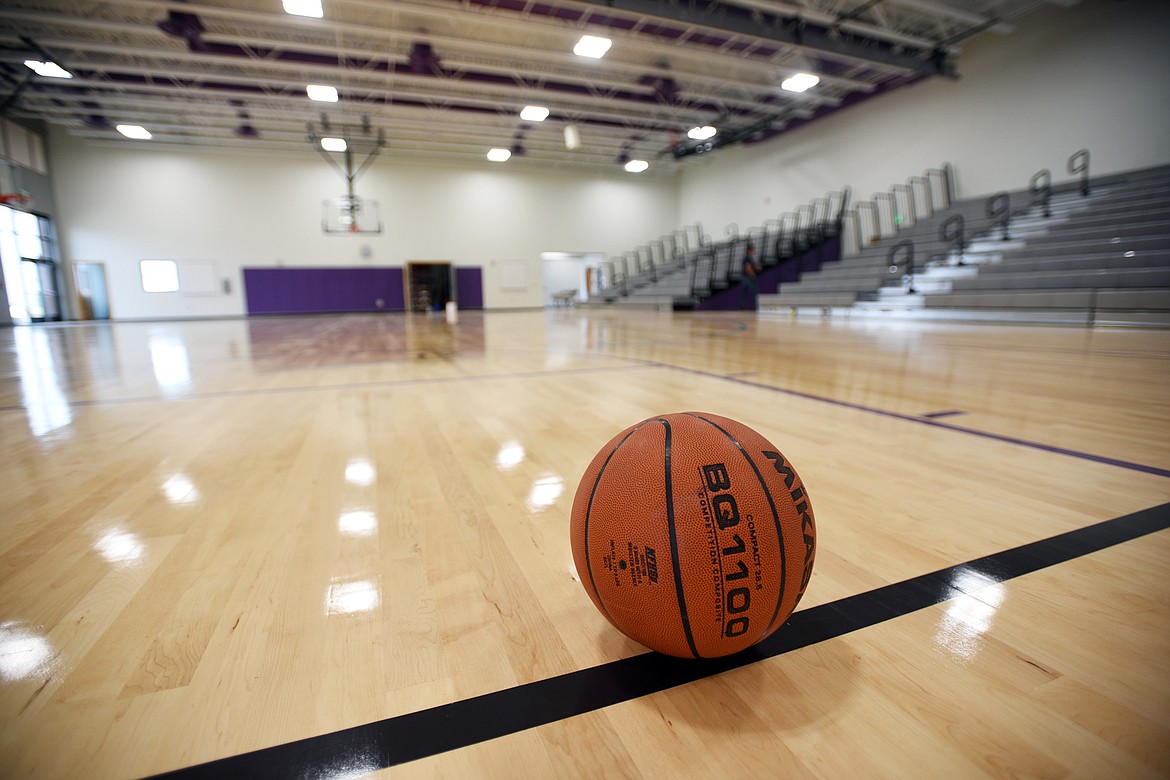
top-left (1030, 169), bottom-right (1052, 218)
top-left (873, 192), bottom-right (897, 236)
top-left (824, 187), bottom-right (850, 237)
top-left (794, 204), bottom-right (815, 249)
top-left (762, 218), bottom-right (782, 264)
top-left (909, 175), bottom-right (933, 216)
top-left (777, 213), bottom-right (795, 259)
top-left (887, 240), bottom-right (916, 294)
top-left (987, 192), bottom-right (1012, 240)
top-left (1069, 149), bottom-right (1090, 196)
top-left (926, 164), bottom-right (955, 210)
top-left (892, 183), bottom-right (916, 226)
top-left (836, 186), bottom-right (852, 230)
top-left (856, 201), bottom-right (878, 245)
top-left (650, 239), bottom-right (666, 273)
top-left (810, 198), bottom-right (829, 228)
top-left (841, 210), bottom-right (860, 255)
top-left (940, 213), bottom-right (966, 263)
top-left (639, 245), bottom-right (657, 282)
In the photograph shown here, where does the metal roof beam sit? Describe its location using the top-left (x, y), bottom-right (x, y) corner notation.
top-left (567, 0), bottom-right (959, 78)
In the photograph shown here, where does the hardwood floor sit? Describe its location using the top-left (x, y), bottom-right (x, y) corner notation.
top-left (1, 310), bottom-right (1167, 778)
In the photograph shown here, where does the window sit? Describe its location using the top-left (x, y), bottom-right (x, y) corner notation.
top-left (140, 260), bottom-right (179, 292)
top-left (1, 206), bottom-right (60, 322)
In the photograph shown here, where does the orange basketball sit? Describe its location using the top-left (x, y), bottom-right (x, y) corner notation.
top-left (570, 412), bottom-right (816, 658)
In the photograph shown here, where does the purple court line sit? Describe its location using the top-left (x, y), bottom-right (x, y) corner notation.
top-left (650, 361), bottom-right (1170, 480)
top-left (921, 410), bottom-right (967, 419)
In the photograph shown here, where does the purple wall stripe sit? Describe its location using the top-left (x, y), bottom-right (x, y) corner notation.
top-left (455, 267), bottom-right (484, 309)
top-left (243, 267), bottom-right (406, 314)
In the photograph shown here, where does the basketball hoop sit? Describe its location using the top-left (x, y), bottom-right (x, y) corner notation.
top-left (0, 192), bottom-right (33, 207)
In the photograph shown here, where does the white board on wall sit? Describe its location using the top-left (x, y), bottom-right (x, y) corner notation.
top-left (497, 259), bottom-right (527, 290)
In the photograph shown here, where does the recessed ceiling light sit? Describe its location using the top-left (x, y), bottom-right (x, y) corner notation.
top-left (306, 84), bottom-right (338, 102)
top-left (487, 148), bottom-right (511, 162)
top-left (24, 60), bottom-right (72, 79)
top-left (574, 35), bottom-right (612, 59)
top-left (781, 73), bottom-right (820, 93)
top-left (564, 125), bottom-right (581, 150)
top-left (283, 0), bottom-right (323, 18)
top-left (687, 126), bottom-right (717, 140)
top-left (624, 159), bottom-right (649, 173)
top-left (116, 124), bottom-right (152, 140)
top-left (320, 137), bottom-right (347, 152)
top-left (520, 105), bottom-right (550, 122)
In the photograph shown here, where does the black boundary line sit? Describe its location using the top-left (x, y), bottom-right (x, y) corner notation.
top-left (154, 501), bottom-right (1170, 779)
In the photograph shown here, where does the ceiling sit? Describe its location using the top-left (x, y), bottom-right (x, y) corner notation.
top-left (1, 0), bottom-right (1069, 176)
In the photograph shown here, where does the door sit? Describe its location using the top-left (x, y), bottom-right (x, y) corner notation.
top-left (73, 262), bottom-right (111, 320)
top-left (406, 262), bottom-right (452, 313)
top-left (20, 258), bottom-right (61, 322)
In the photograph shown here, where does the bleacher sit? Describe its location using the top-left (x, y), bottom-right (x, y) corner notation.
top-left (588, 156), bottom-right (1170, 325)
top-left (586, 190), bottom-right (852, 310)
top-left (759, 160), bottom-right (1170, 325)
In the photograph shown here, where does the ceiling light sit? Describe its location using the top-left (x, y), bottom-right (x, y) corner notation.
top-left (283, 0), bottom-right (323, 18)
top-left (116, 124), bottom-right (152, 140)
top-left (320, 137), bottom-right (347, 152)
top-left (574, 35), bottom-right (612, 59)
top-left (687, 126), bottom-right (717, 140)
top-left (23, 60), bottom-right (72, 79)
top-left (781, 72), bottom-right (820, 93)
top-left (520, 105), bottom-right (550, 122)
top-left (306, 84), bottom-right (338, 102)
top-left (487, 148), bottom-right (511, 162)
top-left (624, 160), bottom-right (649, 173)
top-left (564, 125), bottom-right (581, 150)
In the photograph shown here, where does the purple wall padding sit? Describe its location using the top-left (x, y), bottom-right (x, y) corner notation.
top-left (243, 267), bottom-right (405, 314)
top-left (455, 267), bottom-right (483, 309)
top-left (697, 238), bottom-right (841, 311)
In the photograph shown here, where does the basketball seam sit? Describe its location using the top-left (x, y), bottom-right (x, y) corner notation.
top-left (582, 422), bottom-right (650, 630)
top-left (660, 417), bottom-right (701, 659)
top-left (685, 413), bottom-right (789, 641)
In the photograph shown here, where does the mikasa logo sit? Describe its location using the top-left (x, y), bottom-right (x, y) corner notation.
top-left (763, 451), bottom-right (816, 597)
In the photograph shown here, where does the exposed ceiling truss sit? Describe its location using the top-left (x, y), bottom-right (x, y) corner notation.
top-left (0, 0), bottom-right (1069, 175)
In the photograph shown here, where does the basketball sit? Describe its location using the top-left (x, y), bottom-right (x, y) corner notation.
top-left (570, 412), bottom-right (816, 658)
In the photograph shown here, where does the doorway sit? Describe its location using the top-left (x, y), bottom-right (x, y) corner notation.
top-left (1, 205), bottom-right (62, 323)
top-left (19, 258), bottom-right (61, 322)
top-left (540, 252), bottom-right (602, 306)
top-left (406, 262), bottom-right (452, 313)
top-left (73, 262), bottom-right (110, 320)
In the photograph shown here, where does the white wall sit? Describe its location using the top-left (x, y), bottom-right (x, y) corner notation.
top-left (48, 132), bottom-right (678, 318)
top-left (677, 0), bottom-right (1170, 233)
top-left (42, 0), bottom-right (1170, 321)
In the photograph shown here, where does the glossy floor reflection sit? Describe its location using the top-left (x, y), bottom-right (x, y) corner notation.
top-left (0, 310), bottom-right (1168, 778)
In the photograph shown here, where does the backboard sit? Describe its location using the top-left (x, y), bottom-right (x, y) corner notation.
top-left (322, 196), bottom-right (382, 235)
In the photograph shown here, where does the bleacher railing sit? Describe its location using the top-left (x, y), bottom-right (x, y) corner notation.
top-left (594, 183), bottom-right (852, 304)
top-left (842, 163), bottom-right (955, 256)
